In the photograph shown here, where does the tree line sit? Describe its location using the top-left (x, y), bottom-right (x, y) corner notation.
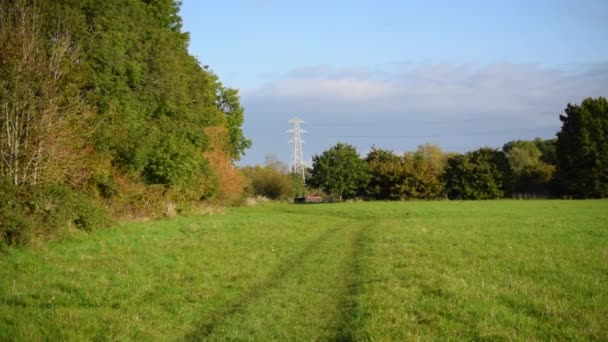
top-left (1, 0), bottom-right (250, 249)
top-left (306, 97), bottom-right (607, 201)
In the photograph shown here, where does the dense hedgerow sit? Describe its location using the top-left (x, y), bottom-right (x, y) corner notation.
top-left (0, 180), bottom-right (110, 251)
top-left (0, 0), bottom-right (250, 246)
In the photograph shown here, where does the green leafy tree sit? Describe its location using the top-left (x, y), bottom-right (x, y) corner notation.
top-left (36, 0), bottom-right (250, 199)
top-left (309, 143), bottom-right (369, 201)
top-left (365, 144), bottom-right (446, 200)
top-left (503, 138), bottom-right (557, 167)
top-left (443, 148), bottom-right (511, 200)
top-left (365, 147), bottom-right (404, 200)
top-left (216, 85), bottom-right (252, 161)
top-left (142, 135), bottom-right (208, 187)
top-left (533, 138), bottom-right (557, 165)
top-left (515, 163), bottom-right (555, 196)
top-left (555, 97), bottom-right (608, 198)
top-left (503, 141), bottom-right (542, 171)
top-left (400, 144), bottom-right (446, 199)
top-left (0, 0), bottom-right (253, 245)
top-left (503, 140), bottom-right (555, 196)
top-left (291, 172), bottom-right (306, 198)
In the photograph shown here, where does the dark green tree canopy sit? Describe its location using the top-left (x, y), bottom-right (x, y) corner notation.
top-left (309, 143), bottom-right (369, 200)
top-left (556, 97), bottom-right (608, 198)
top-left (33, 0), bottom-right (251, 192)
top-left (443, 148), bottom-right (511, 200)
top-left (365, 147), bottom-right (404, 200)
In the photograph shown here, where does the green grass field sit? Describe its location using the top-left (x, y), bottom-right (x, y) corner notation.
top-left (1, 200), bottom-right (607, 340)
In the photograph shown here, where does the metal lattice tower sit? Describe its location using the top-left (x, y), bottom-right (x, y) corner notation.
top-left (287, 117), bottom-right (306, 184)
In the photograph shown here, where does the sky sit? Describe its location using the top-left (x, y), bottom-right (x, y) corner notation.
top-left (180, 0), bottom-right (608, 166)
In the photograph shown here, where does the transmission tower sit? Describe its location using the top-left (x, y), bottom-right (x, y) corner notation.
top-left (287, 117), bottom-right (306, 184)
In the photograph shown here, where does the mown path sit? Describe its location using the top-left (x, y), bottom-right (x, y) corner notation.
top-left (186, 214), bottom-right (372, 341)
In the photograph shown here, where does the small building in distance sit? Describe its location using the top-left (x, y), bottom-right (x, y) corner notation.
top-left (294, 196), bottom-right (323, 204)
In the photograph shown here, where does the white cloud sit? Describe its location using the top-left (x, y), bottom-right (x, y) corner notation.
top-left (254, 78), bottom-right (395, 101)
top-left (239, 62), bottom-right (608, 165)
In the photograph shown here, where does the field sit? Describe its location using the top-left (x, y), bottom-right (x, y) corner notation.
top-left (1, 200), bottom-right (607, 340)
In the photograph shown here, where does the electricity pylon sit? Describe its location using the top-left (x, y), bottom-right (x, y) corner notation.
top-left (287, 117), bottom-right (306, 185)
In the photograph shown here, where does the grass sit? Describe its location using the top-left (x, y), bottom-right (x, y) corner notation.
top-left (1, 200), bottom-right (607, 340)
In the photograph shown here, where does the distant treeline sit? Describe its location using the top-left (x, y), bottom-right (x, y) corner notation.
top-left (305, 97), bottom-right (608, 201)
top-left (241, 97), bottom-right (607, 202)
top-left (1, 0), bottom-right (250, 248)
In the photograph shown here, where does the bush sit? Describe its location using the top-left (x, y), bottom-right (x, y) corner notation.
top-left (241, 165), bottom-right (294, 200)
top-left (0, 180), bottom-right (110, 249)
top-left (0, 180), bottom-right (34, 251)
top-left (40, 185), bottom-right (110, 232)
top-left (0, 207), bottom-right (34, 251)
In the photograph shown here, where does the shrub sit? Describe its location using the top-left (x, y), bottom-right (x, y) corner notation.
top-left (0, 180), bottom-right (110, 249)
top-left (241, 165), bottom-right (294, 200)
top-left (0, 180), bottom-right (34, 251)
top-left (39, 185), bottom-right (110, 232)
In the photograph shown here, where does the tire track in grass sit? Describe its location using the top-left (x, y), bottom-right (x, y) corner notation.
top-left (185, 223), bottom-right (346, 340)
top-left (198, 221), bottom-right (371, 341)
top-left (333, 223), bottom-right (371, 341)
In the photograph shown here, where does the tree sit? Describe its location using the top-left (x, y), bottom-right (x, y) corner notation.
top-left (365, 147), bottom-right (404, 200)
top-left (443, 148), bottom-right (511, 200)
top-left (555, 97), bottom-right (608, 198)
top-left (365, 144), bottom-right (447, 200)
top-left (503, 141), bottom-right (542, 171)
top-left (216, 85), bottom-right (252, 161)
top-left (0, 0), bottom-right (79, 186)
top-left (533, 138), bottom-right (557, 165)
top-left (400, 144), bottom-right (447, 199)
top-left (35, 0), bottom-right (251, 201)
top-left (503, 140), bottom-right (555, 196)
top-left (503, 138), bottom-right (557, 167)
top-left (0, 0), bottom-right (254, 246)
top-left (414, 143), bottom-right (448, 172)
top-left (309, 143), bottom-right (369, 200)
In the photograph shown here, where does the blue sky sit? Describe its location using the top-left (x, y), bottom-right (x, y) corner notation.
top-left (180, 0), bottom-right (608, 166)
